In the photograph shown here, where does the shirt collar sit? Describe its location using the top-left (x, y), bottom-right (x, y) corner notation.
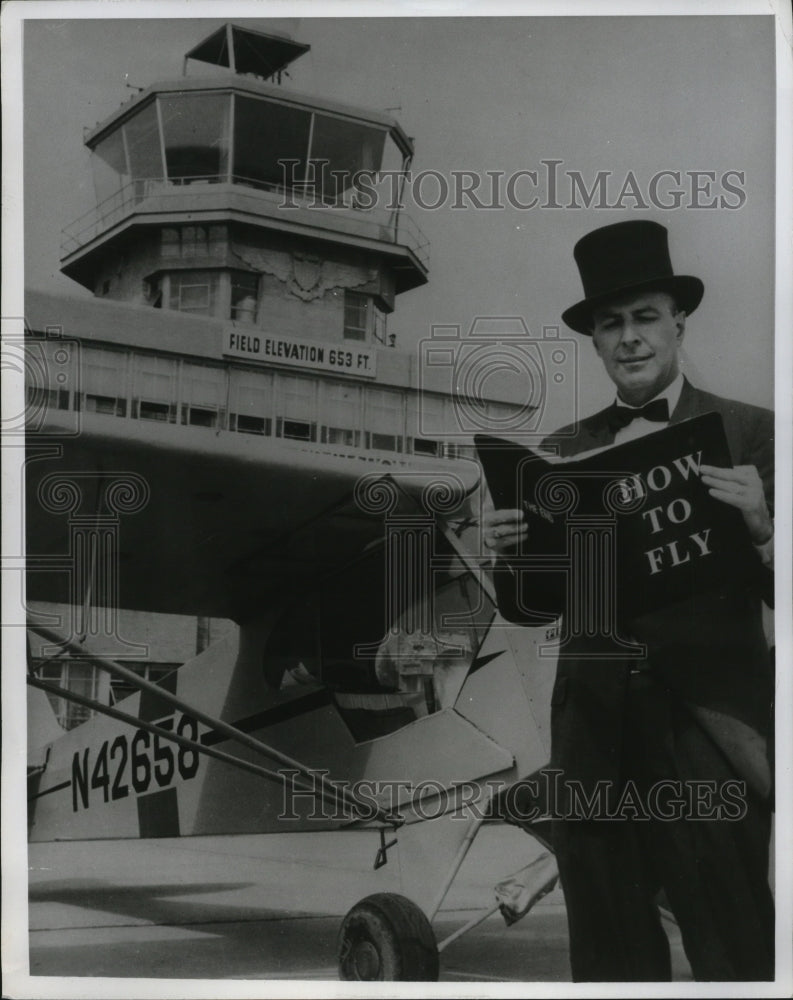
top-left (615, 373), bottom-right (684, 415)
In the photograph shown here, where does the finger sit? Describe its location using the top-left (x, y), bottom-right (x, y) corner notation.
top-left (699, 465), bottom-right (745, 482)
top-left (701, 474), bottom-right (745, 494)
top-left (497, 524), bottom-right (529, 539)
top-left (488, 523), bottom-right (529, 542)
top-left (485, 525), bottom-right (528, 549)
top-left (707, 487), bottom-right (750, 509)
top-left (487, 508), bottom-right (526, 524)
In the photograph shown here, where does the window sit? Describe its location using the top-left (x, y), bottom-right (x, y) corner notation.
top-left (373, 303), bottom-right (388, 346)
top-left (110, 663), bottom-right (178, 704)
top-left (344, 291), bottom-right (369, 341)
top-left (365, 389), bottom-right (403, 452)
top-left (85, 394), bottom-right (126, 417)
top-left (133, 354), bottom-right (177, 422)
top-left (91, 127), bottom-right (130, 206)
top-left (230, 272), bottom-right (259, 322)
top-left (81, 348), bottom-right (126, 417)
top-left (231, 371), bottom-right (272, 437)
top-left (408, 393), bottom-right (444, 457)
top-left (159, 93), bottom-right (231, 182)
top-left (161, 229), bottom-right (181, 258)
top-left (282, 419), bottom-right (311, 441)
top-left (26, 386), bottom-right (69, 413)
top-left (276, 376), bottom-right (316, 442)
top-left (168, 271), bottom-right (220, 316)
top-left (236, 414), bottom-right (267, 435)
top-left (262, 528), bottom-right (496, 732)
top-left (144, 276), bottom-right (163, 308)
top-left (324, 427), bottom-right (359, 446)
top-left (309, 115), bottom-right (387, 203)
top-left (123, 101), bottom-right (164, 182)
top-left (139, 400), bottom-right (172, 422)
top-left (161, 225), bottom-right (225, 260)
top-left (177, 282), bottom-right (209, 313)
top-left (180, 226), bottom-right (208, 257)
top-left (321, 383), bottom-right (360, 447)
top-left (378, 561), bottom-right (496, 712)
top-left (38, 660), bottom-right (101, 730)
top-left (183, 406), bottom-right (216, 428)
top-left (24, 340), bottom-right (77, 415)
top-left (181, 362), bottom-right (224, 428)
top-left (412, 438), bottom-right (440, 457)
top-left (234, 96), bottom-right (311, 190)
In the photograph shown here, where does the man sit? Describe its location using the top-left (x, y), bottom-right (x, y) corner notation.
top-left (483, 220), bottom-right (774, 981)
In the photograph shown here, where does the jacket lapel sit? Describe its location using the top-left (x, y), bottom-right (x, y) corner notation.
top-left (669, 376), bottom-right (704, 424)
top-left (579, 414), bottom-right (615, 451)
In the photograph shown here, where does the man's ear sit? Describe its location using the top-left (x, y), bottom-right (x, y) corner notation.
top-left (674, 311), bottom-right (686, 344)
top-left (591, 330), bottom-right (604, 358)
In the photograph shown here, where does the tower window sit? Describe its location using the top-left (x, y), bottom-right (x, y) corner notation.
top-left (373, 303), bottom-right (388, 346)
top-left (144, 277), bottom-right (163, 308)
top-left (230, 272), bottom-right (260, 322)
top-left (344, 291), bottom-right (369, 341)
top-left (169, 271), bottom-right (219, 316)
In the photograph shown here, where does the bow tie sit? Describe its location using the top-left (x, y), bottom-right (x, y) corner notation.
top-left (608, 397), bottom-right (670, 433)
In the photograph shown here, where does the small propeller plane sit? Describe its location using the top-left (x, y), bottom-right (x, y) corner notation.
top-left (23, 390), bottom-right (562, 981)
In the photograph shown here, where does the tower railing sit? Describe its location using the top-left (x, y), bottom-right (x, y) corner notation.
top-left (60, 176), bottom-right (430, 267)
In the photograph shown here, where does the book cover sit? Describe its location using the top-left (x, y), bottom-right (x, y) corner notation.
top-left (475, 412), bottom-right (757, 623)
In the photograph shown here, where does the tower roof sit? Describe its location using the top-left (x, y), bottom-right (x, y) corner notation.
top-left (185, 24), bottom-right (310, 79)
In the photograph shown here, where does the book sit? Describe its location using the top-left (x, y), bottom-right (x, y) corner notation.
top-left (475, 412), bottom-right (757, 623)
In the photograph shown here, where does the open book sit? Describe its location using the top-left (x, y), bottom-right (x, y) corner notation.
top-left (475, 412), bottom-right (757, 622)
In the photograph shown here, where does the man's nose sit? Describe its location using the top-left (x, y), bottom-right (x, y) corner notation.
top-left (618, 323), bottom-right (642, 345)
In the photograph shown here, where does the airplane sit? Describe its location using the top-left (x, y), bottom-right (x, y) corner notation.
top-left (23, 389), bottom-right (562, 982)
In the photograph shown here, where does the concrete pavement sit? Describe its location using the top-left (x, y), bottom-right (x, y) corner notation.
top-left (28, 823), bottom-right (690, 983)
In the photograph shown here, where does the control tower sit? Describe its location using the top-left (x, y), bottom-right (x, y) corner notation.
top-left (28, 23), bottom-right (525, 464)
top-left (61, 24), bottom-right (426, 336)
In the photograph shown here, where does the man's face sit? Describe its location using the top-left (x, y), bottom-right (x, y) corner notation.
top-left (590, 290), bottom-right (685, 405)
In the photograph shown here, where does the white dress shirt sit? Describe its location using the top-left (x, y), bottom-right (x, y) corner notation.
top-left (611, 372), bottom-right (684, 446)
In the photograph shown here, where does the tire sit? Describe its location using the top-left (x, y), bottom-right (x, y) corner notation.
top-left (337, 892), bottom-right (439, 981)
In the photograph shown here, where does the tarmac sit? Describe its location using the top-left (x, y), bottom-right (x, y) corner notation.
top-left (23, 825), bottom-right (690, 983)
top-left (26, 823), bottom-right (692, 985)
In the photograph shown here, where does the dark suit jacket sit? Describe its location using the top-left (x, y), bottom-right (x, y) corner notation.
top-left (495, 377), bottom-right (775, 798)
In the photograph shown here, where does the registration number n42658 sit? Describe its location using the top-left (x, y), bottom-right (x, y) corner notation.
top-left (71, 714), bottom-right (200, 812)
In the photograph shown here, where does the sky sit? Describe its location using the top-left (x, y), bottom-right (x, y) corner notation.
top-left (22, 11), bottom-right (778, 426)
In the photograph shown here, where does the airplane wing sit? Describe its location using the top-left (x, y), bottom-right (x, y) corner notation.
top-left (25, 412), bottom-right (479, 621)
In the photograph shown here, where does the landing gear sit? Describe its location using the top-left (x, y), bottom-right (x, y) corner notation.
top-left (337, 892), bottom-right (439, 981)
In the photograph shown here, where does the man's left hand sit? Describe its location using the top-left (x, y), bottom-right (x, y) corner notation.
top-left (700, 464), bottom-right (773, 545)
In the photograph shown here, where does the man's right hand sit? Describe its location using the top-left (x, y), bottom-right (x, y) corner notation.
top-left (482, 508), bottom-right (528, 554)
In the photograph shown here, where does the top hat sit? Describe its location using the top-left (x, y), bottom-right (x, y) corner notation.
top-left (561, 220), bottom-right (704, 335)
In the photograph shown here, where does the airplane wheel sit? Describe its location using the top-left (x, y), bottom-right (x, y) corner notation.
top-left (337, 892), bottom-right (439, 981)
